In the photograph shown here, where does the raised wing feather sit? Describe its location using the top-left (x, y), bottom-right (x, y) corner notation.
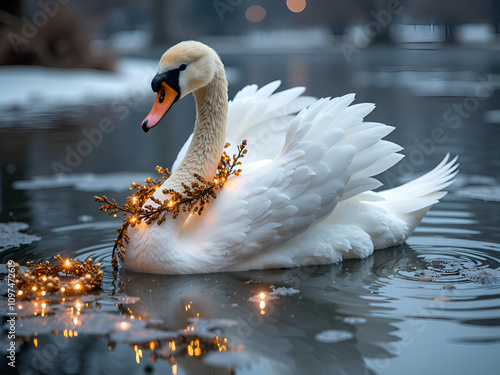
top-left (172, 81), bottom-right (316, 172)
top-left (179, 92), bottom-right (403, 270)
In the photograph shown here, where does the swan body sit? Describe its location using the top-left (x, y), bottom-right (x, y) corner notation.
top-left (124, 41), bottom-right (458, 274)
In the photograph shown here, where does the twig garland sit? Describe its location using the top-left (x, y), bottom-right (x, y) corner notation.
top-left (95, 140), bottom-right (248, 270)
top-left (13, 255), bottom-right (104, 299)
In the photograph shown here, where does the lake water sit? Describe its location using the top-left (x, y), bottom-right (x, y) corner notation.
top-left (1, 45), bottom-right (500, 374)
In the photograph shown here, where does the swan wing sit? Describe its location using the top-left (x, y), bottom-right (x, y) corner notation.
top-left (172, 81), bottom-right (316, 171)
top-left (179, 94), bottom-right (404, 270)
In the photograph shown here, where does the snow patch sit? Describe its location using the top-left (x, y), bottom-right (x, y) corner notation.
top-left (314, 329), bottom-right (354, 343)
top-left (461, 268), bottom-right (500, 285)
top-left (203, 351), bottom-right (258, 368)
top-left (0, 58), bottom-right (158, 112)
top-left (0, 222), bottom-right (40, 249)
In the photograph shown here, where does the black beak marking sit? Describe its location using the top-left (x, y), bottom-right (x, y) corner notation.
top-left (142, 120), bottom-right (149, 133)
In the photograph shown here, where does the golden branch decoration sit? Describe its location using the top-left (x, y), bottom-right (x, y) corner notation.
top-left (14, 255), bottom-right (104, 299)
top-left (95, 140), bottom-right (248, 270)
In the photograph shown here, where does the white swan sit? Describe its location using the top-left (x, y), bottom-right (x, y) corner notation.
top-left (124, 41), bottom-right (458, 274)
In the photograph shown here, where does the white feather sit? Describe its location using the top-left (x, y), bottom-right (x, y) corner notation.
top-left (126, 77), bottom-right (458, 274)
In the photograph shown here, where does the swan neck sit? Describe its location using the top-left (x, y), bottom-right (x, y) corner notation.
top-left (164, 59), bottom-right (228, 193)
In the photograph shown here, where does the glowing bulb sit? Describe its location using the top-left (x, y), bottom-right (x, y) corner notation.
top-left (74, 283), bottom-right (81, 290)
top-left (41, 291), bottom-right (46, 296)
top-left (32, 286), bottom-right (37, 291)
top-left (168, 200), bottom-right (174, 207)
top-left (130, 217), bottom-right (137, 223)
top-left (132, 197), bottom-right (137, 203)
top-left (65, 259), bottom-right (70, 266)
top-left (60, 287), bottom-right (66, 293)
top-left (17, 290), bottom-right (23, 296)
top-left (259, 300), bottom-right (266, 309)
top-left (73, 317), bottom-right (78, 325)
top-left (42, 276), bottom-right (47, 281)
top-left (119, 322), bottom-right (129, 330)
top-left (259, 292), bottom-right (266, 299)
top-left (41, 303), bottom-right (46, 309)
top-left (214, 179), bottom-right (218, 184)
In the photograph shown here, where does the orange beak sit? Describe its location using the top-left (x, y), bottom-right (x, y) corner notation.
top-left (141, 82), bottom-right (179, 132)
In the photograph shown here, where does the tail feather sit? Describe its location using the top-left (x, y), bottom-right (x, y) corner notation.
top-left (376, 154), bottom-right (459, 233)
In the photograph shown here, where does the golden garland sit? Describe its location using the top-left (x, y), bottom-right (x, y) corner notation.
top-left (12, 141), bottom-right (247, 298)
top-left (13, 255), bottom-right (104, 299)
top-left (95, 140), bottom-right (248, 269)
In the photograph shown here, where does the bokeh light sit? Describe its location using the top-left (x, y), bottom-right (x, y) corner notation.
top-left (287, 0), bottom-right (306, 13)
top-left (245, 5), bottom-right (267, 23)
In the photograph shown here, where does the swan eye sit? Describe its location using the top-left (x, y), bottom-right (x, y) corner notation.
top-left (179, 64), bottom-right (187, 71)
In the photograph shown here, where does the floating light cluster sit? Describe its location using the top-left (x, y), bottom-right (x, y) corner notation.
top-left (13, 255), bottom-right (104, 299)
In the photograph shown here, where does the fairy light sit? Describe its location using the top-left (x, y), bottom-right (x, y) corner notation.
top-left (41, 291), bottom-right (46, 296)
top-left (74, 283), bottom-right (81, 290)
top-left (95, 140), bottom-right (248, 270)
top-left (17, 290), bottom-right (23, 296)
top-left (259, 292), bottom-right (266, 299)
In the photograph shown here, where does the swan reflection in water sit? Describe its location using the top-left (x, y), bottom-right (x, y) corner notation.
top-left (119, 245), bottom-right (411, 375)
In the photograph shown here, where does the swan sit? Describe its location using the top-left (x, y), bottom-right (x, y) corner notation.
top-left (124, 40), bottom-right (458, 274)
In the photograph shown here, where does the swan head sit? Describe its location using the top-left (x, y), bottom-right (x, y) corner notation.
top-left (142, 41), bottom-right (218, 132)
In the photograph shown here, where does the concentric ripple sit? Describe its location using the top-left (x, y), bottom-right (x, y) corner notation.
top-left (373, 237), bottom-right (500, 287)
top-left (369, 237), bottom-right (500, 327)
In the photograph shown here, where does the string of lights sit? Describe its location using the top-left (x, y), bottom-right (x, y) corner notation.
top-left (95, 140), bottom-right (248, 270)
